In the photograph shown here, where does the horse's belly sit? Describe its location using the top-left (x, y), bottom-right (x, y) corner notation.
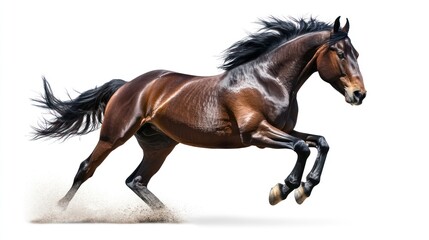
top-left (150, 114), bottom-right (243, 148)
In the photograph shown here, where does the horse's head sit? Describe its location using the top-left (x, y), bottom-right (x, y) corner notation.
top-left (316, 17), bottom-right (366, 105)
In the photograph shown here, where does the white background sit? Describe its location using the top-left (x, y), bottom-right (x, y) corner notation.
top-left (1, 0), bottom-right (428, 239)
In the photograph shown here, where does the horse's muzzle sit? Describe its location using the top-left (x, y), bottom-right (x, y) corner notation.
top-left (346, 89), bottom-right (366, 105)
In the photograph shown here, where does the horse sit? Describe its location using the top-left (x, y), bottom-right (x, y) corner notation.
top-left (33, 16), bottom-right (366, 210)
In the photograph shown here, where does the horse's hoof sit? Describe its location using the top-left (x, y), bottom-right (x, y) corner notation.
top-left (269, 183), bottom-right (284, 205)
top-left (294, 185), bottom-right (308, 205)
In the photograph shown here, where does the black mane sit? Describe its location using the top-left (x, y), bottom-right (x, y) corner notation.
top-left (220, 17), bottom-right (335, 71)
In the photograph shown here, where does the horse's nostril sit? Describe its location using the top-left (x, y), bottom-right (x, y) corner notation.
top-left (353, 90), bottom-right (362, 99)
top-left (353, 90), bottom-right (366, 104)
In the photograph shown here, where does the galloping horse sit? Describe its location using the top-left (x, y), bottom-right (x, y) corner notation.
top-left (33, 17), bottom-right (366, 210)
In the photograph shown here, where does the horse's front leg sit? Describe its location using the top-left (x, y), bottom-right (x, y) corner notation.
top-left (245, 120), bottom-right (311, 205)
top-left (290, 130), bottom-right (329, 204)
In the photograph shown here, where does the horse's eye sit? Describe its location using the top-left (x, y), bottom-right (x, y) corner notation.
top-left (337, 51), bottom-right (345, 59)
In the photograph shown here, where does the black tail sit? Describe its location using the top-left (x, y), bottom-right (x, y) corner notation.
top-left (32, 77), bottom-right (127, 140)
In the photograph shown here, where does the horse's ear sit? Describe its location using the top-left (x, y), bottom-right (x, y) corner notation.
top-left (333, 16), bottom-right (341, 33)
top-left (342, 18), bottom-right (350, 33)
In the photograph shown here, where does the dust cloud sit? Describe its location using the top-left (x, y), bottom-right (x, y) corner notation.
top-left (31, 205), bottom-right (182, 224)
top-left (28, 187), bottom-right (183, 224)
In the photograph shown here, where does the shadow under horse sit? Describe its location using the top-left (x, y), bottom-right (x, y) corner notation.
top-left (33, 16), bottom-right (366, 210)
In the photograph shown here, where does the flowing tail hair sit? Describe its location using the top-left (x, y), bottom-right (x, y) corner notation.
top-left (32, 77), bottom-right (127, 140)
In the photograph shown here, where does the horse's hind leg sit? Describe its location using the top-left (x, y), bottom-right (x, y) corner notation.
top-left (58, 114), bottom-right (144, 210)
top-left (126, 125), bottom-right (177, 210)
top-left (58, 140), bottom-right (116, 209)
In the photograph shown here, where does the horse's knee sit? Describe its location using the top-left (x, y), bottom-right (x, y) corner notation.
top-left (293, 140), bottom-right (310, 157)
top-left (318, 136), bottom-right (329, 153)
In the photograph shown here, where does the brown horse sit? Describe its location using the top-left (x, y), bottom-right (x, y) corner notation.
top-left (33, 16), bottom-right (366, 210)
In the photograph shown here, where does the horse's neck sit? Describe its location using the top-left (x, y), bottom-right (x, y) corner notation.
top-left (267, 31), bottom-right (330, 95)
